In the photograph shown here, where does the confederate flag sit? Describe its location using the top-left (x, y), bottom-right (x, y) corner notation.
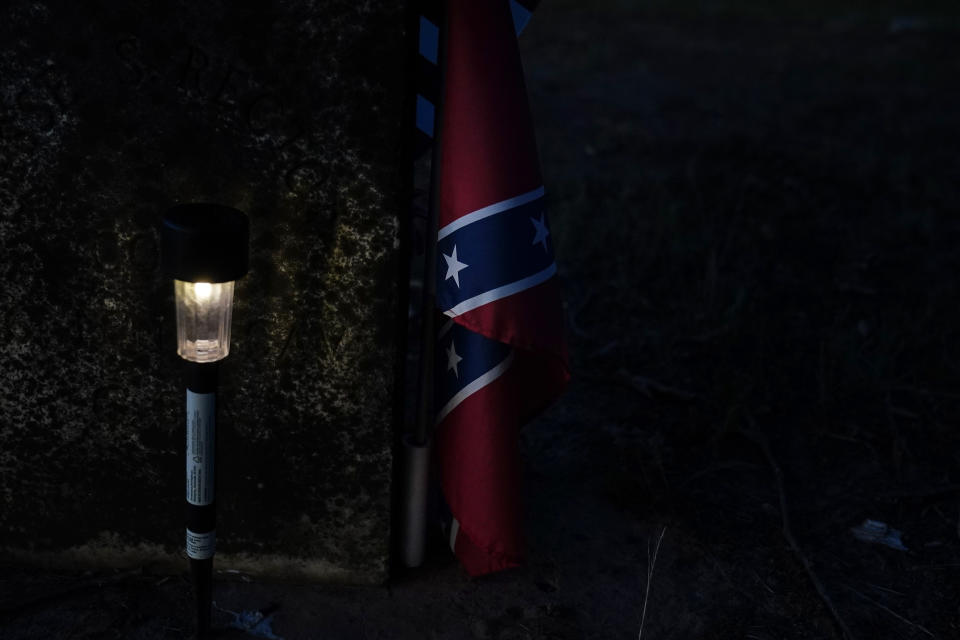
top-left (433, 0), bottom-right (569, 576)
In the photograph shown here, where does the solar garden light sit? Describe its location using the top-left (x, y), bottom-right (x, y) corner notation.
top-left (161, 203), bottom-right (249, 638)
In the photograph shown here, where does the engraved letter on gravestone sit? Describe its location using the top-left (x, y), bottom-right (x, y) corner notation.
top-left (0, 1), bottom-right (408, 583)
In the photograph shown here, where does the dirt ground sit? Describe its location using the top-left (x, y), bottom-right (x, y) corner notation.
top-left (4, 2), bottom-right (960, 638)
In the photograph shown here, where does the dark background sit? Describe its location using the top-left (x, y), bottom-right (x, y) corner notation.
top-left (4, 0), bottom-right (960, 638)
top-left (526, 1), bottom-right (960, 637)
top-left (0, 0), bottom-right (406, 584)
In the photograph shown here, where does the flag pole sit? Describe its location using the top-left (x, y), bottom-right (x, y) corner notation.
top-left (400, 0), bottom-right (448, 569)
top-left (414, 3), bottom-right (446, 448)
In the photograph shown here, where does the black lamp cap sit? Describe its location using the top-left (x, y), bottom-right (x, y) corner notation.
top-left (161, 203), bottom-right (249, 282)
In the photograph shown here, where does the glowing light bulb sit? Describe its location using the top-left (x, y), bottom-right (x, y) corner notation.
top-left (173, 280), bottom-right (235, 362)
top-left (162, 203), bottom-right (248, 364)
top-left (195, 282), bottom-right (212, 301)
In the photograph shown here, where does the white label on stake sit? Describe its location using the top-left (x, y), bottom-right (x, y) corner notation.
top-left (186, 390), bottom-right (215, 506)
top-left (186, 528), bottom-right (216, 559)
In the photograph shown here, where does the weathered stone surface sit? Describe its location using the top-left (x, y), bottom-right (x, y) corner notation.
top-left (0, 0), bottom-right (409, 583)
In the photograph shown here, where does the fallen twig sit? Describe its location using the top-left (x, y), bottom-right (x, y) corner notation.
top-left (638, 526), bottom-right (666, 640)
top-left (747, 421), bottom-right (856, 640)
top-left (620, 369), bottom-right (701, 401)
top-left (586, 340), bottom-right (619, 360)
top-left (890, 385), bottom-right (960, 400)
top-left (847, 587), bottom-right (935, 638)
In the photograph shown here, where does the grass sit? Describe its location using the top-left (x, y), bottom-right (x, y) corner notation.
top-left (637, 526), bottom-right (666, 639)
top-left (522, 2), bottom-right (960, 636)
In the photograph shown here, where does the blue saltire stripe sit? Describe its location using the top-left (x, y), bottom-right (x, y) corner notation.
top-left (436, 353), bottom-right (514, 424)
top-left (436, 193), bottom-right (554, 314)
top-left (438, 186), bottom-right (544, 240)
top-left (510, 0), bottom-right (533, 34)
top-left (435, 321), bottom-right (513, 423)
top-left (444, 263), bottom-right (556, 317)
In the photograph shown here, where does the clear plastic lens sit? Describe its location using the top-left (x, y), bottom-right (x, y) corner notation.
top-left (174, 280), bottom-right (235, 362)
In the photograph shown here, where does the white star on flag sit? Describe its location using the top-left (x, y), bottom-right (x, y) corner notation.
top-left (446, 340), bottom-right (463, 378)
top-left (530, 212), bottom-right (550, 252)
top-left (443, 245), bottom-right (469, 288)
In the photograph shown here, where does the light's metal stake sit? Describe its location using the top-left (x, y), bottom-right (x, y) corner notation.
top-left (161, 204), bottom-right (249, 639)
top-left (184, 361), bottom-right (218, 637)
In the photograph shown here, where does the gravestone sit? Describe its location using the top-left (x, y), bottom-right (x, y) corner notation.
top-left (0, 0), bottom-right (410, 584)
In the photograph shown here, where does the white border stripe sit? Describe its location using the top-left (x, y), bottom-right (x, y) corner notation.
top-left (449, 518), bottom-right (460, 552)
top-left (437, 186), bottom-right (544, 240)
top-left (436, 351), bottom-right (515, 424)
top-left (437, 319), bottom-right (454, 340)
top-left (443, 263), bottom-right (556, 316)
